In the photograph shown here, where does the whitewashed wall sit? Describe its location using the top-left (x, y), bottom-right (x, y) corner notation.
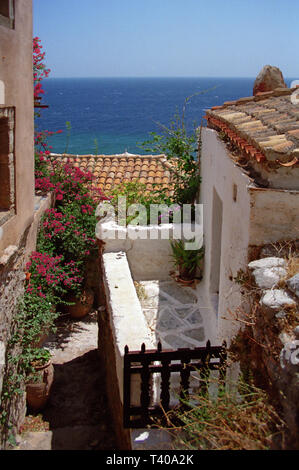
top-left (200, 128), bottom-right (252, 343)
top-left (200, 127), bottom-right (299, 345)
top-left (96, 221), bottom-right (203, 281)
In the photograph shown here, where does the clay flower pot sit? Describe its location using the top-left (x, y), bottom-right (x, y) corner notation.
top-left (26, 360), bottom-right (54, 411)
top-left (67, 288), bottom-right (94, 319)
top-left (31, 329), bottom-right (50, 348)
top-left (178, 266), bottom-right (196, 284)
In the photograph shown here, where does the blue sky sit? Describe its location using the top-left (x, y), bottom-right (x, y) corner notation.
top-left (33, 0), bottom-right (298, 78)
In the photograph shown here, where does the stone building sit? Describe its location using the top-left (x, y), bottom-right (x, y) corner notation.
top-left (0, 0), bottom-right (52, 446)
top-left (200, 84), bottom-right (299, 343)
top-left (200, 77), bottom-right (299, 445)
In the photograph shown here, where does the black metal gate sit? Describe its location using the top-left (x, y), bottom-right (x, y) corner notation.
top-left (123, 340), bottom-right (227, 428)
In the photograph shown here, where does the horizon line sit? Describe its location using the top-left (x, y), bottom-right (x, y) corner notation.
top-left (45, 75), bottom-right (296, 80)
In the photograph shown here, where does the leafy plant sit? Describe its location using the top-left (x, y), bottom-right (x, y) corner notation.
top-left (24, 349), bottom-right (51, 384)
top-left (110, 180), bottom-right (173, 225)
top-left (38, 206), bottom-right (96, 264)
top-left (26, 348), bottom-right (51, 369)
top-left (94, 138), bottom-right (99, 155)
top-left (170, 239), bottom-right (204, 280)
top-left (140, 97), bottom-right (202, 205)
top-left (64, 121), bottom-right (72, 154)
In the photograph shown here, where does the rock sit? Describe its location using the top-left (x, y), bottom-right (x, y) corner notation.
top-left (0, 245), bottom-right (18, 265)
top-left (248, 257), bottom-right (286, 270)
top-left (253, 65), bottom-right (287, 96)
top-left (15, 431), bottom-right (53, 450)
top-left (286, 273), bottom-right (299, 298)
top-left (251, 266), bottom-right (287, 289)
top-left (280, 340), bottom-right (299, 369)
top-left (275, 310), bottom-right (287, 319)
top-left (279, 331), bottom-right (293, 346)
top-left (260, 289), bottom-right (296, 318)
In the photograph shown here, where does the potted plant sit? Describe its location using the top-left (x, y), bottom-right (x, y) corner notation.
top-left (170, 239), bottom-right (204, 285)
top-left (25, 348), bottom-right (54, 412)
top-left (66, 287), bottom-right (94, 319)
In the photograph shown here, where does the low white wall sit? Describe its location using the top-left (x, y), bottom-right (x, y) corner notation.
top-left (96, 221), bottom-right (203, 281)
top-left (102, 251), bottom-right (155, 407)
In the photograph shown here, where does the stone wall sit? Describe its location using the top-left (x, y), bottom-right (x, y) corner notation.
top-left (0, 195), bottom-right (53, 449)
top-left (237, 252), bottom-right (299, 449)
top-left (97, 249), bottom-right (156, 449)
top-left (0, 0), bottom-right (35, 253)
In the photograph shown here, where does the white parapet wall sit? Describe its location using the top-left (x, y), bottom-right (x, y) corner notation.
top-left (96, 218), bottom-right (203, 281)
top-left (102, 251), bottom-right (156, 407)
top-left (100, 251), bottom-right (178, 449)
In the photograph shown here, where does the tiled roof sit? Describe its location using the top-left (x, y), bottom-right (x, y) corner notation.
top-left (50, 152), bottom-right (177, 194)
top-left (204, 87), bottom-right (299, 167)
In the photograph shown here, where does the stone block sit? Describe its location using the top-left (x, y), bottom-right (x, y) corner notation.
top-left (286, 273), bottom-right (299, 298)
top-left (248, 257), bottom-right (286, 270)
top-left (251, 266), bottom-right (287, 289)
top-left (260, 289), bottom-right (296, 318)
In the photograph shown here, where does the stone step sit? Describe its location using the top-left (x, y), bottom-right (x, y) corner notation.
top-left (15, 424), bottom-right (114, 450)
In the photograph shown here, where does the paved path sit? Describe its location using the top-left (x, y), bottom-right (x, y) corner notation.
top-left (136, 280), bottom-right (219, 408)
top-left (137, 280), bottom-right (217, 349)
top-left (16, 311), bottom-right (117, 450)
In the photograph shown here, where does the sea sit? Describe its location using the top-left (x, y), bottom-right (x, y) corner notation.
top-left (36, 77), bottom-right (295, 155)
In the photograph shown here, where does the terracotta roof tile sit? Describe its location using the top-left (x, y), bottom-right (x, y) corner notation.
top-left (50, 152), bottom-right (177, 195)
top-left (205, 87), bottom-right (299, 166)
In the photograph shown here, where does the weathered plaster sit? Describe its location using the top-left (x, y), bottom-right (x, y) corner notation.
top-left (0, 0), bottom-right (34, 254)
top-left (249, 186), bottom-right (299, 244)
top-left (200, 127), bottom-right (299, 344)
top-left (200, 128), bottom-right (252, 343)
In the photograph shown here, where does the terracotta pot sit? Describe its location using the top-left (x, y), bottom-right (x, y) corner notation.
top-left (177, 277), bottom-right (195, 286)
top-left (26, 360), bottom-right (54, 411)
top-left (31, 329), bottom-right (50, 348)
top-left (178, 266), bottom-right (196, 282)
top-left (67, 288), bottom-right (94, 319)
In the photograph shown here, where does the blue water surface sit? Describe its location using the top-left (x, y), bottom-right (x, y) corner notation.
top-left (36, 77), bottom-right (294, 155)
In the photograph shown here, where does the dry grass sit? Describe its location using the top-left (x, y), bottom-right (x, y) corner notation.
top-left (286, 255), bottom-right (299, 279)
top-left (134, 281), bottom-right (148, 302)
top-left (165, 379), bottom-right (285, 450)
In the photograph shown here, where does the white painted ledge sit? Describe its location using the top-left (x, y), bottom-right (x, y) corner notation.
top-left (102, 251), bottom-right (155, 405)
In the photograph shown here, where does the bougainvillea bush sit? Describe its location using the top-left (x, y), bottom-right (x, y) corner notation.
top-left (33, 36), bottom-right (50, 100)
top-left (30, 37), bottom-right (108, 318)
top-left (26, 251), bottom-right (83, 299)
top-left (37, 206), bottom-right (96, 270)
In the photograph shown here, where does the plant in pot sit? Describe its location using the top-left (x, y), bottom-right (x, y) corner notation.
top-left (25, 348), bottom-right (54, 412)
top-left (37, 204), bottom-right (97, 319)
top-left (66, 287), bottom-right (94, 319)
top-left (170, 239), bottom-right (204, 285)
top-left (22, 289), bottom-right (58, 348)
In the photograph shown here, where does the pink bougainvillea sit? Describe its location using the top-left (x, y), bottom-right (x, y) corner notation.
top-left (33, 37), bottom-right (50, 100)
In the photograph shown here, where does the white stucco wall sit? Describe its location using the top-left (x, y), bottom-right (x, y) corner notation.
top-left (96, 221), bottom-right (203, 281)
top-left (200, 128), bottom-right (252, 343)
top-left (102, 251), bottom-right (155, 406)
top-left (200, 128), bottom-right (299, 345)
